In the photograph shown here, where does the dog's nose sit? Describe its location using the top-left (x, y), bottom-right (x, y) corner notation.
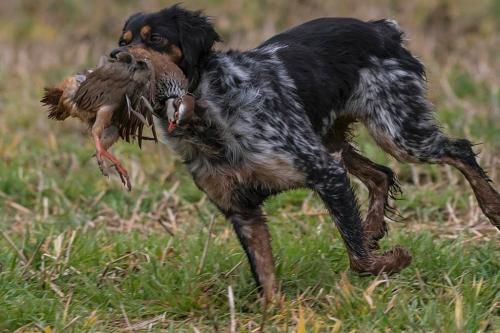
top-left (109, 47), bottom-right (129, 59)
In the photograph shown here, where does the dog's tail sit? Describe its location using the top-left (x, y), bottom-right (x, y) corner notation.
top-left (371, 19), bottom-right (404, 44)
top-left (371, 19), bottom-right (425, 78)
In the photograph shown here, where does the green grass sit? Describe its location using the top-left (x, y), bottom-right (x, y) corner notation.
top-left (0, 212), bottom-right (498, 331)
top-left (1, 0), bottom-right (499, 331)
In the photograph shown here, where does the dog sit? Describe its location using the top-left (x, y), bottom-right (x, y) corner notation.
top-left (111, 5), bottom-right (500, 301)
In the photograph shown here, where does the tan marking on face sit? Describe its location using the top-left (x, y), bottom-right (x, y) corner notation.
top-left (140, 25), bottom-right (152, 40)
top-left (168, 44), bottom-right (183, 63)
top-left (122, 31), bottom-right (133, 44)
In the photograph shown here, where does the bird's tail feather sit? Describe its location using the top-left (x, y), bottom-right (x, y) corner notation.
top-left (41, 87), bottom-right (69, 120)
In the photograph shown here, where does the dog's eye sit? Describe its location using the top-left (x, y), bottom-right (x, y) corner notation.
top-left (150, 33), bottom-right (165, 44)
top-left (119, 38), bottom-right (127, 47)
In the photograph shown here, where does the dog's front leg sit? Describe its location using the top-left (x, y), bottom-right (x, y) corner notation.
top-left (228, 209), bottom-right (277, 302)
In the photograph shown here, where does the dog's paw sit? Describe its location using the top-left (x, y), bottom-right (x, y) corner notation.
top-left (372, 246), bottom-right (412, 274)
top-left (351, 246), bottom-right (412, 275)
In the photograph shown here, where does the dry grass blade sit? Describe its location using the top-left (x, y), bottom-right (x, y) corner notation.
top-left (455, 292), bottom-right (464, 333)
top-left (228, 286), bottom-right (237, 333)
top-left (384, 291), bottom-right (399, 314)
top-left (363, 279), bottom-right (388, 309)
top-left (6, 201), bottom-right (32, 215)
top-left (296, 306), bottom-right (306, 333)
top-left (1, 231), bottom-right (28, 264)
top-left (223, 260), bottom-right (243, 278)
top-left (197, 214), bottom-right (216, 274)
top-left (62, 316), bottom-right (81, 330)
top-left (97, 251), bottom-right (138, 286)
top-left (127, 314), bottom-right (166, 331)
top-left (120, 303), bottom-right (132, 331)
top-left (49, 282), bottom-right (65, 298)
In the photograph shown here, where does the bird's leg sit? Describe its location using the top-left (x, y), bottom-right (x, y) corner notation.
top-left (92, 108), bottom-right (131, 191)
top-left (98, 125), bottom-right (120, 177)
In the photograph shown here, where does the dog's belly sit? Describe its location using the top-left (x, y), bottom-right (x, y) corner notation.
top-left (192, 154), bottom-right (306, 211)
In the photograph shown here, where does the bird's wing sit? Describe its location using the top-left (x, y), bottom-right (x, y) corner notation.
top-left (73, 62), bottom-right (132, 111)
top-left (115, 77), bottom-right (154, 147)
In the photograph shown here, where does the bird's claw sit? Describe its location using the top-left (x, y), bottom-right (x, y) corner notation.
top-left (95, 150), bottom-right (132, 191)
top-left (96, 156), bottom-right (109, 177)
top-left (113, 162), bottom-right (132, 191)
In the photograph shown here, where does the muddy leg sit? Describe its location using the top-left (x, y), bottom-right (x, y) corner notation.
top-left (352, 60), bottom-right (500, 229)
top-left (303, 150), bottom-right (411, 274)
top-left (343, 145), bottom-right (401, 248)
top-left (325, 119), bottom-right (401, 248)
top-left (367, 116), bottom-right (500, 229)
top-left (228, 209), bottom-right (277, 302)
top-left (442, 139), bottom-right (500, 228)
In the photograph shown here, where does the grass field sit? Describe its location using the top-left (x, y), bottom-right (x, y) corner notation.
top-left (0, 0), bottom-right (499, 332)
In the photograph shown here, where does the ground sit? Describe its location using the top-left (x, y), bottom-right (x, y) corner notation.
top-left (0, 0), bottom-right (499, 332)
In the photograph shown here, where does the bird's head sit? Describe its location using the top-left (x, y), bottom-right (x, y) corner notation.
top-left (164, 93), bottom-right (195, 133)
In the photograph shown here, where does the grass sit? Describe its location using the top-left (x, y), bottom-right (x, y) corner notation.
top-left (0, 0), bottom-right (499, 331)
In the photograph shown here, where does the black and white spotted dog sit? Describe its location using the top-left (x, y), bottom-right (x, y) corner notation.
top-left (112, 5), bottom-right (500, 300)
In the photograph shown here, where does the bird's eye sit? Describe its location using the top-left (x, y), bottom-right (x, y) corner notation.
top-left (136, 60), bottom-right (148, 69)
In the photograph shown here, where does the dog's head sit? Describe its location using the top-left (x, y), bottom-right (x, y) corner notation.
top-left (112, 5), bottom-right (220, 88)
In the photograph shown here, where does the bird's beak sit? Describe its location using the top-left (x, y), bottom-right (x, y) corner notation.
top-left (165, 94), bottom-right (195, 133)
top-left (165, 99), bottom-right (177, 133)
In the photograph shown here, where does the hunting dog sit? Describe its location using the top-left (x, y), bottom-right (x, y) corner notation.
top-left (111, 5), bottom-right (500, 301)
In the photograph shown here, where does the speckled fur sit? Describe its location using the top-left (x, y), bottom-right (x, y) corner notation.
top-left (120, 6), bottom-right (500, 301)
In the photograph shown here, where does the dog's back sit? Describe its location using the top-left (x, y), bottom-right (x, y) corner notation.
top-left (260, 18), bottom-right (424, 135)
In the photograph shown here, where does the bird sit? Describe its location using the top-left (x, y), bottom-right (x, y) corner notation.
top-left (41, 47), bottom-right (193, 190)
top-left (41, 49), bottom-right (161, 190)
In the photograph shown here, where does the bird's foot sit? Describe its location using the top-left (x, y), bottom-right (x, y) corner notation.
top-left (96, 149), bottom-right (131, 191)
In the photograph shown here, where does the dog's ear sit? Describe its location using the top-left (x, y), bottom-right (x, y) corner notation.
top-left (174, 7), bottom-right (221, 82)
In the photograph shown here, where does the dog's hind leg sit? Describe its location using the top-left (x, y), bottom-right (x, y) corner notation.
top-left (300, 148), bottom-right (412, 275)
top-left (343, 145), bottom-right (401, 247)
top-left (370, 128), bottom-right (500, 229)
top-left (325, 120), bottom-right (401, 249)
top-left (442, 141), bottom-right (500, 228)
top-left (355, 60), bottom-right (500, 229)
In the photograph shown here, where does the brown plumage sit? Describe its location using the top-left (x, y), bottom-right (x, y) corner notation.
top-left (41, 47), bottom-right (189, 190)
top-left (128, 47), bottom-right (194, 134)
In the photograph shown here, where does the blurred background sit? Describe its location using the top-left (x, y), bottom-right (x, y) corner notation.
top-left (0, 0), bottom-right (499, 331)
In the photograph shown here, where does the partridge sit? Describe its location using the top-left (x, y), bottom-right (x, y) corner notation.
top-left (41, 48), bottom-right (193, 190)
top-left (41, 51), bottom-right (154, 190)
